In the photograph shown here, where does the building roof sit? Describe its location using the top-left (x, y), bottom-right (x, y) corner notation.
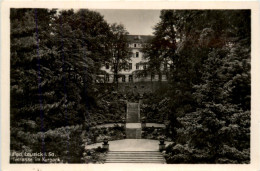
top-left (127, 35), bottom-right (153, 43)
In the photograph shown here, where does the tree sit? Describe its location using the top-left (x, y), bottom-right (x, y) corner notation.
top-left (142, 10), bottom-right (177, 81)
top-left (52, 9), bottom-right (113, 126)
top-left (10, 8), bottom-right (115, 163)
top-left (11, 8), bottom-right (58, 131)
top-left (145, 10), bottom-right (251, 163)
top-left (108, 23), bottom-right (131, 89)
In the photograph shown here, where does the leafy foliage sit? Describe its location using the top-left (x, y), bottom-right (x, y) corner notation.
top-left (144, 10), bottom-right (251, 163)
top-left (108, 23), bottom-right (131, 88)
top-left (142, 127), bottom-right (166, 140)
top-left (11, 125), bottom-right (84, 163)
top-left (10, 8), bottom-right (128, 163)
top-left (85, 125), bottom-right (125, 144)
top-left (83, 147), bottom-right (107, 164)
top-left (141, 96), bottom-right (170, 123)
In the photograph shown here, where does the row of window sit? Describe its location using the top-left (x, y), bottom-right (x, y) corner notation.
top-left (130, 43), bottom-right (141, 48)
top-left (105, 63), bottom-right (169, 71)
top-left (113, 51), bottom-right (140, 58)
top-left (113, 51), bottom-right (140, 57)
top-left (106, 62), bottom-right (167, 71)
top-left (105, 63), bottom-right (147, 70)
top-left (136, 63), bottom-right (147, 70)
top-left (106, 75), bottom-right (133, 82)
top-left (105, 74), bottom-right (166, 82)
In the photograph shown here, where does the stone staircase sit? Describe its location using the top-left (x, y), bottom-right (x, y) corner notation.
top-left (125, 127), bottom-right (142, 139)
top-left (103, 102), bottom-right (166, 164)
top-left (126, 103), bottom-right (140, 123)
top-left (126, 102), bottom-right (141, 139)
top-left (105, 151), bottom-right (166, 163)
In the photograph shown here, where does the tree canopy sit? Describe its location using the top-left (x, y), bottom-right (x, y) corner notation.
top-left (10, 8), bottom-right (130, 163)
top-left (143, 10), bottom-right (250, 163)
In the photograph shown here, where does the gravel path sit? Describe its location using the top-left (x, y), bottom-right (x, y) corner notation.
top-left (91, 123), bottom-right (165, 128)
top-left (126, 123), bottom-right (141, 128)
top-left (145, 123), bottom-right (165, 128)
top-left (93, 123), bottom-right (123, 128)
top-left (86, 139), bottom-right (172, 151)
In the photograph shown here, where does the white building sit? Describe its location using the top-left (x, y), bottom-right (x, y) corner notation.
top-left (100, 35), bottom-right (168, 83)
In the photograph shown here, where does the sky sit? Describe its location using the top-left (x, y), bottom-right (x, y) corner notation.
top-left (94, 9), bottom-right (161, 35)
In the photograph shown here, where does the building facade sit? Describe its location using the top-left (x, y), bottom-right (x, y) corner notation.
top-left (100, 35), bottom-right (168, 84)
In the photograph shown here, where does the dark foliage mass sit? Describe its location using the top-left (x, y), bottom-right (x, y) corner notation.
top-left (86, 124), bottom-right (125, 145)
top-left (141, 127), bottom-right (166, 140)
top-left (84, 147), bottom-right (108, 163)
top-left (142, 10), bottom-right (250, 163)
top-left (10, 8), bottom-right (128, 163)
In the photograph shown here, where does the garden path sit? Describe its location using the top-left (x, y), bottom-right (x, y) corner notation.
top-left (145, 123), bottom-right (165, 128)
top-left (86, 139), bottom-right (172, 151)
top-left (94, 123), bottom-right (123, 128)
top-left (93, 123), bottom-right (165, 128)
top-left (126, 102), bottom-right (141, 138)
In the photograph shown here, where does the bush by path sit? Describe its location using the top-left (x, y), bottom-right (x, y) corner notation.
top-left (10, 125), bottom-right (84, 163)
top-left (85, 124), bottom-right (126, 145)
top-left (83, 147), bottom-right (107, 164)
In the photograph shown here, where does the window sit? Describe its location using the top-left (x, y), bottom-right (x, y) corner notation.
top-left (166, 73), bottom-right (169, 80)
top-left (134, 44), bottom-right (136, 47)
top-left (164, 63), bottom-right (167, 70)
top-left (129, 63), bottom-right (132, 70)
top-left (122, 75), bottom-right (126, 82)
top-left (136, 63), bottom-right (139, 70)
top-left (123, 63), bottom-right (127, 70)
top-left (129, 75), bottom-right (133, 82)
top-left (136, 52), bottom-right (139, 58)
top-left (113, 75), bottom-right (118, 82)
top-left (113, 63), bottom-right (117, 70)
top-left (151, 73), bottom-right (155, 79)
top-left (106, 74), bottom-right (110, 82)
top-left (105, 63), bottom-right (109, 69)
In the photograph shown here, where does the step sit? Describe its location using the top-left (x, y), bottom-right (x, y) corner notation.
top-left (105, 151), bottom-right (166, 163)
top-left (125, 123), bottom-right (141, 128)
top-left (126, 128), bottom-right (141, 139)
top-left (107, 152), bottom-right (163, 155)
top-left (107, 153), bottom-right (163, 155)
top-left (109, 151), bottom-right (161, 154)
top-left (105, 160), bottom-right (165, 163)
top-left (126, 102), bottom-right (140, 123)
top-left (106, 156), bottom-right (164, 158)
top-left (106, 157), bottom-right (165, 160)
top-left (107, 154), bottom-right (163, 156)
top-left (105, 161), bottom-right (165, 163)
top-left (127, 108), bottom-right (139, 111)
top-left (106, 160), bottom-right (165, 162)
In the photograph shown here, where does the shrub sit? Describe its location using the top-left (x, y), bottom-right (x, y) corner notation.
top-left (10, 125), bottom-right (84, 163)
top-left (83, 147), bottom-right (107, 164)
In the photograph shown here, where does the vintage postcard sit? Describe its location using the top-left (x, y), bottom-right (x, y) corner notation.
top-left (1, 1), bottom-right (260, 171)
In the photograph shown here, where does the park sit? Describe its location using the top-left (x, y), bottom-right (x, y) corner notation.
top-left (10, 8), bottom-right (250, 164)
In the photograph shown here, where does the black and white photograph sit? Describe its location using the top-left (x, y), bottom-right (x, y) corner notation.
top-left (1, 1), bottom-right (260, 170)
